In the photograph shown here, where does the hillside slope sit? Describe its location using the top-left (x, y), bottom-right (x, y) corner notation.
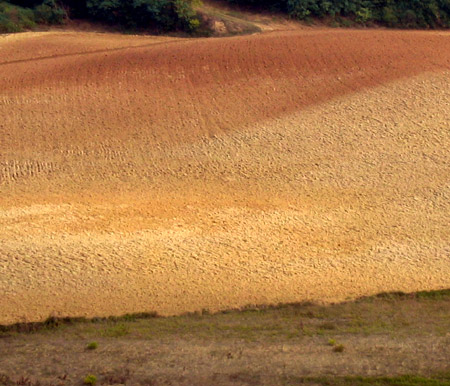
top-left (0, 30), bottom-right (449, 324)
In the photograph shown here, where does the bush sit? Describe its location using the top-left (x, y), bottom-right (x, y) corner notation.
top-left (0, 1), bottom-right (36, 32)
top-left (7, 0), bottom-right (42, 6)
top-left (0, 13), bottom-right (17, 32)
top-left (0, 0), bottom-right (66, 33)
top-left (223, 0), bottom-right (450, 28)
top-left (85, 0), bottom-right (200, 32)
top-left (86, 341), bottom-right (98, 350)
top-left (84, 374), bottom-right (97, 385)
top-left (2, 0), bottom-right (201, 33)
top-left (34, 0), bottom-right (66, 24)
top-left (287, 0), bottom-right (313, 19)
top-left (402, 9), bottom-right (418, 26)
top-left (382, 6), bottom-right (399, 26)
top-left (328, 338), bottom-right (336, 346)
top-left (355, 7), bottom-right (372, 23)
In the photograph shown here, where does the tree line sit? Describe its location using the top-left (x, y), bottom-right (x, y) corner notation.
top-left (1, 0), bottom-right (449, 34)
top-left (227, 0), bottom-right (449, 28)
top-left (1, 0), bottom-right (200, 33)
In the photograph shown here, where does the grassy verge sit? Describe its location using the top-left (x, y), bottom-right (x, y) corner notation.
top-left (196, 3), bottom-right (262, 36)
top-left (1, 374), bottom-right (449, 386)
top-left (289, 374), bottom-right (450, 385)
top-left (1, 289), bottom-right (449, 340)
top-left (0, 289), bottom-right (449, 385)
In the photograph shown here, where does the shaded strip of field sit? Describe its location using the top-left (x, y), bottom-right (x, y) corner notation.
top-left (2, 30), bottom-right (450, 151)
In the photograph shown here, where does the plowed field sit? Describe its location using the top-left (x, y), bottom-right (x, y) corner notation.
top-left (1, 30), bottom-right (449, 324)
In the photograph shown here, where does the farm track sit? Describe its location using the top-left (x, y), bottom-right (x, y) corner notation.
top-left (0, 29), bottom-right (449, 324)
top-left (0, 39), bottom-right (186, 67)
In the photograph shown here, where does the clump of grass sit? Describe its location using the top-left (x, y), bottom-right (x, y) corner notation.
top-left (328, 338), bottom-right (336, 346)
top-left (103, 369), bottom-right (130, 384)
top-left (86, 342), bottom-right (98, 350)
top-left (102, 323), bottom-right (129, 338)
top-left (83, 374), bottom-right (97, 385)
top-left (416, 289), bottom-right (450, 300)
top-left (120, 312), bottom-right (158, 321)
top-left (333, 344), bottom-right (345, 353)
top-left (320, 322), bottom-right (336, 330)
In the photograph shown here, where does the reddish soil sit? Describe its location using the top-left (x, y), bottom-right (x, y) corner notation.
top-left (0, 29), bottom-right (449, 324)
top-left (1, 30), bottom-right (449, 151)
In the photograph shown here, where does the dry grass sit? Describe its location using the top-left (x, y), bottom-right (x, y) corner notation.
top-left (0, 290), bottom-right (449, 385)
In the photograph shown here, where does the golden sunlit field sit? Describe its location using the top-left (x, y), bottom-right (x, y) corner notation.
top-left (1, 29), bottom-right (449, 325)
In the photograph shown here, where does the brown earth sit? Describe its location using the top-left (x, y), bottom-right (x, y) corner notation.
top-left (0, 29), bottom-right (449, 325)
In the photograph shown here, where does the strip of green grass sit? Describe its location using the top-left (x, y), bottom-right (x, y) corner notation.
top-left (288, 374), bottom-right (450, 386)
top-left (1, 289), bottom-right (448, 341)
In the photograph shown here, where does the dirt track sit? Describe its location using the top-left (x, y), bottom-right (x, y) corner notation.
top-left (1, 30), bottom-right (449, 324)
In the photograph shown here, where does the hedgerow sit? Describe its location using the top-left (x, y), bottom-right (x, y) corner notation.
top-left (1, 0), bottom-right (201, 32)
top-left (0, 2), bottom-right (36, 32)
top-left (226, 0), bottom-right (450, 28)
top-left (1, 0), bottom-right (448, 33)
top-left (82, 0), bottom-right (199, 31)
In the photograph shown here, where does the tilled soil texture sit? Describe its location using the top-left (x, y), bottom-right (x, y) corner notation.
top-left (1, 30), bottom-right (449, 324)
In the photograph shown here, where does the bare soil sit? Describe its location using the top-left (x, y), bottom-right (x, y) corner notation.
top-left (0, 29), bottom-right (449, 325)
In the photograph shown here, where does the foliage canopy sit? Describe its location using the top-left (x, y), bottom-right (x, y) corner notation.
top-left (227, 0), bottom-right (450, 27)
top-left (1, 0), bottom-right (449, 34)
top-left (1, 0), bottom-right (201, 32)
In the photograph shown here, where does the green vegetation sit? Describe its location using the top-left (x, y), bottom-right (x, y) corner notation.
top-left (86, 341), bottom-right (98, 350)
top-left (1, 0), bottom-right (201, 33)
top-left (1, 0), bottom-right (448, 33)
top-left (83, 374), bottom-right (97, 385)
top-left (327, 338), bottom-right (336, 346)
top-left (101, 323), bottom-right (130, 337)
top-left (226, 0), bottom-right (450, 28)
top-left (0, 0), bottom-right (65, 33)
top-left (1, 373), bottom-right (450, 385)
top-left (0, 1), bottom-right (36, 32)
top-left (290, 374), bottom-right (450, 385)
top-left (82, 0), bottom-right (201, 32)
top-left (0, 289), bottom-right (448, 385)
top-left (1, 288), bottom-right (449, 341)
